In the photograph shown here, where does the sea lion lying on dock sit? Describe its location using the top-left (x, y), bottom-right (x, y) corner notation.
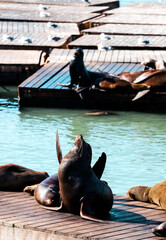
top-left (0, 163), bottom-right (48, 191)
top-left (38, 132), bottom-right (113, 222)
top-left (95, 76), bottom-right (149, 93)
top-left (126, 181), bottom-right (166, 210)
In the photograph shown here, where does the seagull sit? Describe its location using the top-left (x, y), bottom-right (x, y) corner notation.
top-left (38, 4), bottom-right (49, 10)
top-left (39, 11), bottom-right (50, 17)
top-left (100, 33), bottom-right (111, 41)
top-left (137, 37), bottom-right (150, 45)
top-left (97, 44), bottom-right (111, 51)
top-left (47, 22), bottom-right (58, 28)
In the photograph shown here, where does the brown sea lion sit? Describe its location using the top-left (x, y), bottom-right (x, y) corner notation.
top-left (98, 76), bottom-right (149, 93)
top-left (126, 181), bottom-right (166, 210)
top-left (0, 163), bottom-right (48, 191)
top-left (118, 70), bottom-right (154, 83)
top-left (152, 222), bottom-right (166, 237)
top-left (42, 132), bottom-right (113, 222)
top-left (133, 69), bottom-right (166, 100)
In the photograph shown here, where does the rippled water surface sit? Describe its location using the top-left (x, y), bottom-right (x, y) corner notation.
top-left (0, 87), bottom-right (166, 196)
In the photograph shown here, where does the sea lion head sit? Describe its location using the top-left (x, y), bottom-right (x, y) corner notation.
top-left (74, 48), bottom-right (84, 59)
top-left (61, 135), bottom-right (92, 169)
top-left (152, 222), bottom-right (166, 237)
top-left (126, 186), bottom-right (151, 202)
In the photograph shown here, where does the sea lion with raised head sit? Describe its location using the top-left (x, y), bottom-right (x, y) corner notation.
top-left (25, 131), bottom-right (107, 210)
top-left (60, 48), bottom-right (109, 99)
top-left (41, 132), bottom-right (113, 222)
top-left (0, 163), bottom-right (48, 191)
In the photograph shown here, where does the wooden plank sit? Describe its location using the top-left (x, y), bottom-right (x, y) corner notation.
top-left (82, 23), bottom-right (166, 36)
top-left (0, 0), bottom-right (119, 7)
top-left (0, 192), bottom-right (165, 240)
top-left (0, 9), bottom-right (100, 24)
top-left (68, 34), bottom-right (166, 50)
top-left (91, 13), bottom-right (166, 25)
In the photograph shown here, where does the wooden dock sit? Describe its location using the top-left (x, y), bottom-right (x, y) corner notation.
top-left (18, 48), bottom-right (166, 111)
top-left (0, 191), bottom-right (165, 240)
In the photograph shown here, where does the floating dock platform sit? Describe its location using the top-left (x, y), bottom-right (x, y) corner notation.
top-left (0, 191), bottom-right (166, 240)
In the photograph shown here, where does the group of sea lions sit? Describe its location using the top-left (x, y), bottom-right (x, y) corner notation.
top-left (0, 132), bottom-right (166, 236)
top-left (60, 48), bottom-right (166, 101)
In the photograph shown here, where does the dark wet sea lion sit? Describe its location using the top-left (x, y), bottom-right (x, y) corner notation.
top-left (0, 163), bottom-right (48, 191)
top-left (26, 131), bottom-right (107, 210)
top-left (42, 132), bottom-right (113, 222)
top-left (152, 222), bottom-right (166, 237)
top-left (60, 48), bottom-right (109, 99)
top-left (127, 181), bottom-right (166, 209)
top-left (57, 134), bottom-right (113, 221)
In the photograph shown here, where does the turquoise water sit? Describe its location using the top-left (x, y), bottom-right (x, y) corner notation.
top-left (0, 87), bottom-right (166, 196)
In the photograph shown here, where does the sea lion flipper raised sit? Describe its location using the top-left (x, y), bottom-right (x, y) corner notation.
top-left (92, 152), bottom-right (106, 180)
top-left (56, 130), bottom-right (62, 163)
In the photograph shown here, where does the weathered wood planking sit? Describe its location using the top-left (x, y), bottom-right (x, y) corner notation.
top-left (0, 9), bottom-right (100, 24)
top-left (0, 192), bottom-right (165, 240)
top-left (82, 23), bottom-right (166, 36)
top-left (68, 34), bottom-right (166, 50)
top-left (0, 21), bottom-right (79, 35)
top-left (91, 13), bottom-right (166, 26)
top-left (128, 1), bottom-right (166, 8)
top-left (0, 32), bottom-right (72, 50)
top-left (105, 6), bottom-right (166, 15)
top-left (47, 49), bottom-right (166, 63)
top-left (0, 2), bottom-right (109, 14)
top-left (0, 0), bottom-right (119, 7)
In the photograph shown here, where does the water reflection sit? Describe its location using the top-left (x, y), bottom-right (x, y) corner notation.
top-left (0, 87), bottom-right (166, 195)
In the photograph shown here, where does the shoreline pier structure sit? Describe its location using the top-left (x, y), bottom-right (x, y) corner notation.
top-left (0, 0), bottom-right (166, 239)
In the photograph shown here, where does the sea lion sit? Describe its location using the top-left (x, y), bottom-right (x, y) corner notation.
top-left (0, 163), bottom-right (48, 191)
top-left (117, 70), bottom-right (154, 83)
top-left (126, 180), bottom-right (166, 210)
top-left (97, 76), bottom-right (149, 93)
top-left (152, 222), bottom-right (166, 237)
top-left (133, 69), bottom-right (166, 100)
top-left (25, 131), bottom-right (107, 210)
top-left (141, 59), bottom-right (166, 70)
top-left (42, 132), bottom-right (113, 222)
top-left (60, 48), bottom-right (109, 99)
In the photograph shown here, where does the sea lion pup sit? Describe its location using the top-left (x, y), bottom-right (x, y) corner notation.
top-left (42, 132), bottom-right (113, 222)
top-left (126, 181), bottom-right (166, 210)
top-left (0, 163), bottom-right (48, 191)
top-left (141, 58), bottom-right (166, 70)
top-left (152, 222), bottom-right (166, 237)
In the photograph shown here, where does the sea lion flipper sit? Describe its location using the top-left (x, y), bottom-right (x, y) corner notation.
top-left (80, 197), bottom-right (106, 223)
top-left (92, 152), bottom-right (106, 179)
top-left (132, 89), bottom-right (150, 101)
top-left (24, 184), bottom-right (39, 196)
top-left (56, 130), bottom-right (62, 163)
top-left (41, 200), bottom-right (65, 212)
